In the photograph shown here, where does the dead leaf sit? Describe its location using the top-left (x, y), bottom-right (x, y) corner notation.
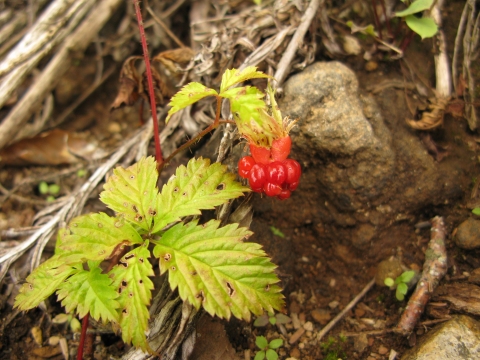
top-left (110, 56), bottom-right (143, 110)
top-left (0, 129), bottom-right (104, 166)
top-left (153, 47), bottom-right (195, 73)
top-left (406, 97), bottom-right (450, 130)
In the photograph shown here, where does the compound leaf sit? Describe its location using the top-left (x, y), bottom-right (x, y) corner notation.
top-left (152, 157), bottom-right (249, 233)
top-left (220, 66), bottom-right (270, 93)
top-left (14, 255), bottom-right (77, 311)
top-left (56, 265), bottom-right (119, 324)
top-left (100, 157), bottom-right (158, 231)
top-left (153, 220), bottom-right (284, 321)
top-left (58, 213), bottom-right (143, 261)
top-left (166, 82), bottom-right (218, 122)
top-left (109, 245), bottom-right (154, 352)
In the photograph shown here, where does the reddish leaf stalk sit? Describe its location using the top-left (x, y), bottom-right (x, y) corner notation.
top-left (395, 216), bottom-right (447, 335)
top-left (371, 0), bottom-right (383, 41)
top-left (77, 313), bottom-right (90, 360)
top-left (133, 0), bottom-right (163, 167)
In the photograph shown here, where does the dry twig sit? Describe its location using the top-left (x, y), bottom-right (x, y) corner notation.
top-left (395, 216), bottom-right (447, 335)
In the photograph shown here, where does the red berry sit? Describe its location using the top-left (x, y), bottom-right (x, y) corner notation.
top-left (283, 159), bottom-right (301, 184)
top-left (238, 156), bottom-right (256, 178)
top-left (263, 182), bottom-right (282, 197)
top-left (277, 189), bottom-right (291, 200)
top-left (249, 144), bottom-right (271, 164)
top-left (248, 163), bottom-right (266, 192)
top-left (288, 181), bottom-right (299, 191)
top-left (266, 162), bottom-right (287, 185)
top-left (271, 136), bottom-right (292, 161)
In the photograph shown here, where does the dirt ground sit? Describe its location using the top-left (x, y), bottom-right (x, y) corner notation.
top-left (0, 0), bottom-right (479, 359)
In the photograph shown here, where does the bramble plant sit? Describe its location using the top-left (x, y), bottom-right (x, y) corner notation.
top-left (14, 66), bottom-right (290, 354)
top-left (255, 335), bottom-right (283, 360)
top-left (395, 0), bottom-right (438, 39)
top-left (384, 270), bottom-right (416, 301)
top-left (38, 181), bottom-right (60, 202)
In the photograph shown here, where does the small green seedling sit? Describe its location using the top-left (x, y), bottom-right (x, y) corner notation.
top-left (320, 335), bottom-right (346, 360)
top-left (269, 226), bottom-right (285, 238)
top-left (472, 208), bottom-right (480, 216)
top-left (77, 169), bottom-right (87, 178)
top-left (395, 0), bottom-right (438, 39)
top-left (384, 270), bottom-right (416, 301)
top-left (254, 335), bottom-right (283, 360)
top-left (254, 311), bottom-right (291, 327)
top-left (38, 181), bottom-right (60, 201)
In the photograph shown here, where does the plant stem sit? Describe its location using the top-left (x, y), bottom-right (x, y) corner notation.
top-left (133, 0), bottom-right (163, 167)
top-left (371, 0), bottom-right (383, 41)
top-left (77, 313), bottom-right (90, 360)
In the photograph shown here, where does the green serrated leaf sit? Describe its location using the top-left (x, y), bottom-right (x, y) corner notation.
top-left (56, 265), bottom-right (120, 324)
top-left (266, 349), bottom-right (279, 360)
top-left (153, 220), bottom-right (284, 321)
top-left (166, 82), bottom-right (218, 123)
top-left (14, 255), bottom-right (77, 310)
top-left (109, 245), bottom-right (154, 352)
top-left (269, 338), bottom-right (283, 349)
top-left (220, 66), bottom-right (270, 93)
top-left (58, 213), bottom-right (143, 261)
top-left (152, 157), bottom-right (249, 233)
top-left (256, 336), bottom-right (269, 349)
top-left (254, 351), bottom-right (266, 360)
top-left (100, 157), bottom-right (158, 231)
top-left (395, 0), bottom-right (434, 17)
top-left (405, 15), bottom-right (438, 39)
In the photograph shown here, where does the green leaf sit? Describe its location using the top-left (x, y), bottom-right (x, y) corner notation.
top-left (254, 315), bottom-right (270, 327)
top-left (269, 316), bottom-right (276, 325)
top-left (58, 213), bottom-right (143, 261)
top-left (100, 156), bottom-right (159, 231)
top-left (266, 349), bottom-right (279, 360)
top-left (152, 157), bottom-right (249, 233)
top-left (225, 86), bottom-right (266, 123)
top-left (256, 336), bottom-right (269, 349)
top-left (166, 82), bottom-right (218, 123)
top-left (472, 208), bottom-right (480, 215)
top-left (254, 351), bottom-right (266, 360)
top-left (269, 226), bottom-right (284, 238)
top-left (276, 313), bottom-right (291, 324)
top-left (384, 277), bottom-right (395, 287)
top-left (14, 255), bottom-right (77, 310)
top-left (38, 181), bottom-right (49, 195)
top-left (399, 270), bottom-right (415, 283)
top-left (220, 67), bottom-right (270, 93)
top-left (153, 220), bottom-right (284, 321)
top-left (395, 0), bottom-right (434, 17)
top-left (405, 15), bottom-right (438, 39)
top-left (109, 245), bottom-right (154, 352)
top-left (269, 339), bottom-right (283, 349)
top-left (49, 184), bottom-right (60, 195)
top-left (397, 282), bottom-right (408, 295)
top-left (56, 265), bottom-right (120, 324)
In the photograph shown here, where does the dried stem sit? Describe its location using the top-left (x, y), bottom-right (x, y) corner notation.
top-left (133, 0), bottom-right (163, 166)
top-left (395, 216), bottom-right (447, 335)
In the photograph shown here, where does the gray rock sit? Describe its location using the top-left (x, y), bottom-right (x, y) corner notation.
top-left (401, 315), bottom-right (480, 360)
top-left (455, 218), bottom-right (480, 250)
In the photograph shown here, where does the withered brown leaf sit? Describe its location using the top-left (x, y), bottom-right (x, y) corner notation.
top-left (111, 56), bottom-right (143, 110)
top-left (406, 97), bottom-right (450, 130)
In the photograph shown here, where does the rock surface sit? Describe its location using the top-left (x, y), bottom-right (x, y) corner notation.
top-left (401, 315), bottom-right (480, 360)
top-left (455, 218), bottom-right (480, 249)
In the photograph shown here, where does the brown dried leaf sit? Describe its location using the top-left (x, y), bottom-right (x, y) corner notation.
top-left (111, 56), bottom-right (143, 110)
top-left (0, 129), bottom-right (102, 166)
top-left (153, 47), bottom-right (195, 73)
top-left (406, 97), bottom-right (450, 130)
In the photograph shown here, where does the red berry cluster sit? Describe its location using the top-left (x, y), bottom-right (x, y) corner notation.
top-left (238, 136), bottom-right (301, 200)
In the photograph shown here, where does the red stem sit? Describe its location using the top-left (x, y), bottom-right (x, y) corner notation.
top-left (133, 0), bottom-right (163, 167)
top-left (77, 313), bottom-right (90, 360)
top-left (371, 0), bottom-right (383, 41)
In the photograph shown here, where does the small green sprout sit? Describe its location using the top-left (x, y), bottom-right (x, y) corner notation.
top-left (269, 226), bottom-right (285, 238)
top-left (320, 336), bottom-right (346, 360)
top-left (52, 313), bottom-right (81, 333)
top-left (472, 208), bottom-right (480, 216)
top-left (395, 0), bottom-right (438, 39)
top-left (254, 311), bottom-right (291, 327)
top-left (38, 181), bottom-right (61, 200)
top-left (77, 169), bottom-right (87, 178)
top-left (254, 336), bottom-right (283, 360)
top-left (384, 270), bottom-right (416, 301)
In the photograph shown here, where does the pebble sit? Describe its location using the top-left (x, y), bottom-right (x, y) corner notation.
top-left (289, 301), bottom-right (301, 314)
top-left (299, 313), bottom-right (306, 324)
top-left (289, 328), bottom-right (305, 344)
top-left (378, 345), bottom-right (389, 354)
top-left (354, 333), bottom-right (369, 353)
top-left (303, 321), bottom-right (314, 331)
top-left (365, 61), bottom-right (378, 72)
top-left (329, 278), bottom-right (336, 287)
top-left (290, 347), bottom-right (301, 358)
top-left (455, 218), bottom-right (480, 249)
top-left (311, 309), bottom-right (331, 325)
top-left (31, 326), bottom-right (42, 346)
top-left (291, 313), bottom-right (301, 329)
top-left (329, 300), bottom-right (339, 309)
top-left (48, 336), bottom-right (60, 346)
top-left (108, 122), bottom-right (122, 133)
